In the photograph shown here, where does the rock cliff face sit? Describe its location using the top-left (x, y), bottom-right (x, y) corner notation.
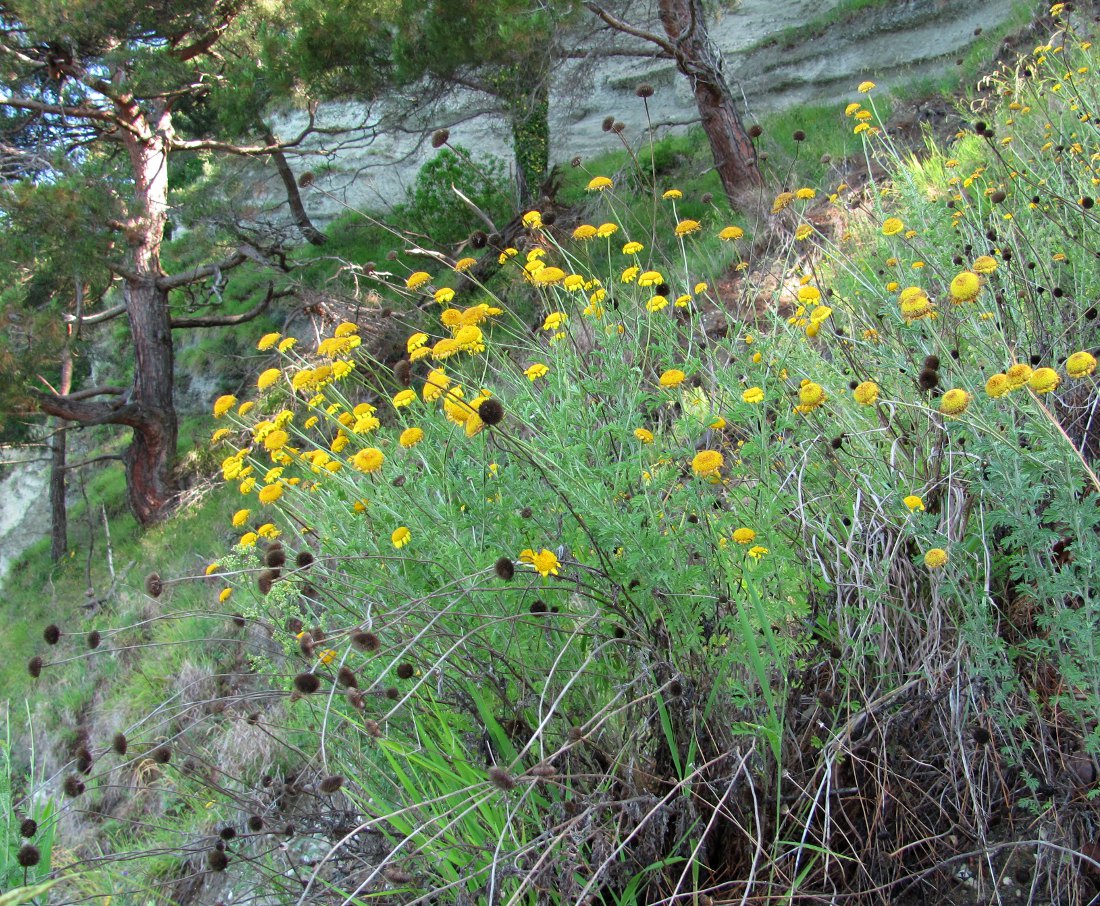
top-left (265, 0), bottom-right (1019, 223)
top-left (0, 452), bottom-right (51, 583)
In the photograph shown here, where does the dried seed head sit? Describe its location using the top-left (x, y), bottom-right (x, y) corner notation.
top-left (295, 550), bottom-right (315, 569)
top-left (298, 172), bottom-right (315, 188)
top-left (382, 866), bottom-right (413, 884)
top-left (145, 572), bottom-right (163, 598)
top-left (396, 663), bottom-right (415, 680)
top-left (63, 775), bottom-right (85, 797)
top-left (265, 547), bottom-right (286, 568)
top-left (494, 557), bottom-right (515, 581)
top-left (635, 83), bottom-right (654, 98)
top-left (206, 849), bottom-right (230, 872)
top-left (17, 844), bottom-right (41, 867)
top-left (612, 121), bottom-right (626, 134)
top-left (748, 124), bottom-right (763, 138)
top-left (431, 128), bottom-right (450, 148)
top-left (571, 155), bottom-right (582, 168)
top-left (219, 826), bottom-right (237, 841)
top-left (923, 355), bottom-right (940, 370)
top-left (338, 666), bottom-right (357, 688)
top-left (248, 816), bottom-right (264, 832)
top-left (27, 656), bottom-right (43, 679)
top-left (470, 229), bottom-right (488, 248)
top-left (286, 617), bottom-right (304, 636)
top-left (352, 631), bottom-right (380, 652)
top-left (319, 775), bottom-right (345, 794)
top-left (792, 129), bottom-right (806, 142)
top-left (701, 192), bottom-right (713, 204)
top-left (20, 818), bottom-right (38, 838)
top-left (43, 624), bottom-right (61, 645)
top-left (385, 686), bottom-right (399, 700)
top-left (918, 368), bottom-right (940, 391)
top-left (478, 398), bottom-right (504, 426)
top-left (76, 747), bottom-right (93, 774)
top-left (257, 572), bottom-right (274, 596)
top-left (488, 766), bottom-right (516, 791)
top-left (601, 115), bottom-right (615, 132)
top-left (298, 633), bottom-right (315, 658)
top-left (112, 733), bottom-right (128, 756)
top-left (530, 600), bottom-right (548, 614)
top-left (293, 673), bottom-right (321, 694)
top-left (364, 719), bottom-right (382, 737)
top-left (232, 613), bottom-right (246, 628)
top-left (87, 630), bottom-right (101, 649)
top-left (150, 745), bottom-right (171, 764)
top-left (346, 688), bottom-right (365, 710)
top-left (394, 359), bottom-right (412, 387)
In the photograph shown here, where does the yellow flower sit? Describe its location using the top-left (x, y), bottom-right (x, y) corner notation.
top-left (407, 332), bottom-right (429, 354)
top-left (659, 369), bottom-right (686, 389)
top-left (674, 219), bottom-right (701, 237)
top-left (662, 188), bottom-right (683, 199)
top-left (772, 191), bottom-right (795, 213)
top-left (586, 176), bottom-right (613, 191)
top-left (257, 332), bottom-right (281, 351)
top-left (718, 225), bottom-right (744, 241)
top-left (732, 527), bottom-right (756, 545)
top-left (519, 548), bottom-right (561, 577)
top-left (257, 368), bottom-right (281, 392)
top-left (572, 224), bottom-right (598, 240)
top-left (634, 428), bottom-right (654, 444)
top-left (334, 322), bottom-right (359, 338)
top-left (213, 395), bottom-right (237, 418)
top-left (904, 495), bottom-right (925, 512)
top-left (858, 80), bottom-right (876, 92)
top-left (257, 522), bottom-right (280, 539)
top-left (258, 483), bottom-right (283, 505)
top-left (882, 217), bottom-right (904, 236)
top-left (317, 648), bottom-right (336, 665)
top-left (434, 287), bottom-right (455, 305)
top-left (794, 223), bottom-right (813, 241)
top-left (742, 387), bottom-right (764, 404)
top-left (1066, 351), bottom-right (1096, 378)
top-left (525, 363), bottom-right (549, 381)
top-left (498, 247), bottom-right (518, 264)
top-left (646, 295), bottom-right (669, 312)
top-left (797, 381), bottom-right (826, 412)
top-left (239, 532), bottom-right (258, 548)
top-left (277, 337), bottom-right (297, 353)
top-left (638, 270), bottom-right (664, 287)
top-left (797, 286), bottom-right (821, 305)
top-left (423, 368), bottom-right (451, 401)
top-left (352, 448), bottom-right (385, 473)
top-left (393, 389), bottom-right (417, 408)
top-left (691, 449), bottom-right (723, 478)
top-left (972, 255), bottom-right (998, 274)
top-left (949, 271), bottom-right (981, 302)
top-left (1006, 364), bottom-right (1032, 389)
top-left (621, 266), bottom-right (640, 283)
top-left (219, 588), bottom-right (232, 604)
top-left (563, 274), bottom-right (586, 291)
top-left (522, 210), bottom-right (542, 229)
top-left (844, 102), bottom-right (861, 116)
top-left (853, 381), bottom-right (879, 405)
top-left (432, 338), bottom-right (459, 360)
top-left (924, 548), bottom-right (948, 569)
top-left (264, 429), bottom-right (289, 452)
top-left (795, 187), bottom-right (816, 200)
top-left (542, 312), bottom-right (566, 331)
top-left (531, 267), bottom-right (566, 286)
top-left (939, 389), bottom-right (970, 416)
top-left (1029, 367), bottom-right (1060, 394)
top-left (400, 426), bottom-right (423, 448)
top-left (406, 271), bottom-right (431, 291)
top-left (454, 256), bottom-right (477, 272)
top-left (985, 374), bottom-right (1010, 398)
top-left (675, 294), bottom-right (691, 308)
top-left (622, 241), bottom-right (644, 255)
top-left (391, 526), bottom-right (411, 549)
top-left (232, 508), bottom-right (250, 527)
top-left (596, 222), bottom-right (618, 238)
top-left (747, 545), bottom-right (768, 560)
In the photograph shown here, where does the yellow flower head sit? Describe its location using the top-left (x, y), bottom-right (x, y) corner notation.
top-left (257, 368), bottom-right (281, 392)
top-left (732, 527), bottom-right (756, 545)
top-left (924, 548), bottom-right (948, 569)
top-left (572, 224), bottom-right (597, 240)
top-left (257, 332), bottom-right (281, 351)
top-left (904, 495), bottom-right (925, 512)
top-left (454, 256), bottom-right (477, 272)
top-left (522, 210), bottom-right (542, 229)
top-left (391, 526), bottom-right (411, 549)
top-left (406, 271), bottom-right (431, 291)
top-left (232, 508), bottom-right (250, 527)
top-left (524, 362), bottom-right (549, 381)
top-left (586, 176), bottom-right (613, 191)
top-left (434, 287), bottom-right (455, 305)
top-left (213, 394), bottom-right (237, 419)
top-left (797, 285), bottom-right (822, 304)
top-left (674, 219), bottom-right (701, 237)
top-left (638, 270), bottom-right (664, 287)
top-left (622, 241), bottom-right (644, 255)
top-left (718, 225), bottom-right (744, 241)
top-left (853, 381), bottom-right (879, 406)
top-left (742, 387), bottom-right (764, 404)
top-left (352, 447), bottom-right (385, 473)
top-left (621, 266), bottom-right (640, 283)
top-left (972, 255), bottom-right (998, 274)
top-left (596, 222), bottom-right (619, 238)
top-left (985, 374), bottom-right (1010, 398)
top-left (939, 389), bottom-right (970, 416)
top-left (662, 188), bottom-right (683, 199)
top-left (691, 449), bottom-right (724, 478)
top-left (882, 217), bottom-right (904, 236)
top-left (659, 368), bottom-right (686, 389)
top-left (542, 312), bottom-right (566, 331)
top-left (1029, 367), bottom-right (1060, 394)
top-left (1066, 351), bottom-right (1096, 378)
top-left (393, 389), bottom-right (417, 408)
top-left (797, 381), bottom-right (826, 411)
top-left (399, 426), bottom-right (424, 448)
top-left (1006, 364), bottom-right (1033, 389)
top-left (258, 483), bottom-right (283, 505)
top-left (949, 271), bottom-right (981, 302)
top-left (858, 80), bottom-right (876, 93)
top-left (634, 428), bottom-right (654, 444)
top-left (519, 548), bottom-right (561, 577)
top-left (532, 267), bottom-right (566, 286)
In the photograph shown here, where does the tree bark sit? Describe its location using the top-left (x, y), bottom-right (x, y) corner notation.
top-left (50, 341), bottom-right (73, 561)
top-left (657, 0), bottom-right (762, 203)
top-left (261, 125), bottom-right (328, 246)
top-left (507, 74), bottom-right (551, 207)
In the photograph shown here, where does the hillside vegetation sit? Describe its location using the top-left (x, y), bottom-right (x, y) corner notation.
top-left (5, 5), bottom-right (1100, 905)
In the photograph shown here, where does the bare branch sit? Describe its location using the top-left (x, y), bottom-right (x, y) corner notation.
top-left (62, 385), bottom-right (127, 401)
top-left (157, 249), bottom-right (249, 290)
top-left (61, 453), bottom-right (125, 471)
top-left (582, 4), bottom-right (678, 57)
top-left (168, 109), bottom-right (317, 155)
top-left (64, 303), bottom-right (126, 326)
top-left (171, 285), bottom-right (292, 329)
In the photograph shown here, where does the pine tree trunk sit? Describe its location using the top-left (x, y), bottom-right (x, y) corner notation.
top-left (658, 0), bottom-right (761, 203)
top-left (49, 340), bottom-right (73, 561)
top-left (262, 125), bottom-right (328, 246)
top-left (508, 72), bottom-right (550, 207)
